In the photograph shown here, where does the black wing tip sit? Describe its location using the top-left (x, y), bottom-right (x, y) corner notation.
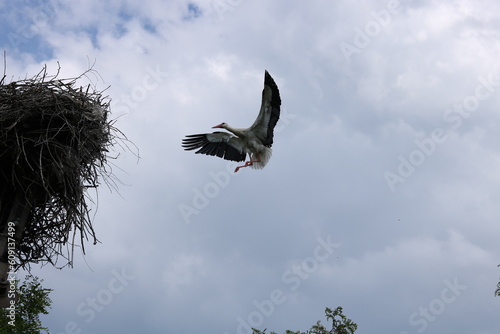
top-left (182, 134), bottom-right (206, 150)
top-left (263, 70), bottom-right (281, 107)
top-left (264, 70), bottom-right (273, 82)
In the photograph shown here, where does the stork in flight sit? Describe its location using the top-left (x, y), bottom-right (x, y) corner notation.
top-left (182, 70), bottom-right (281, 173)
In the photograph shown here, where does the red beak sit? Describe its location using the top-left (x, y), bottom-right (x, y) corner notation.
top-left (212, 124), bottom-right (223, 128)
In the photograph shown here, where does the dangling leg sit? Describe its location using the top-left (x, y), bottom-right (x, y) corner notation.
top-left (234, 154), bottom-right (261, 173)
top-left (243, 154), bottom-right (261, 168)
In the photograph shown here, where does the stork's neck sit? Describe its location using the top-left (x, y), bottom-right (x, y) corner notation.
top-left (223, 124), bottom-right (245, 136)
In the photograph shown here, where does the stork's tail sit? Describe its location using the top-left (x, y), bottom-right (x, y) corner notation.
top-left (250, 147), bottom-right (272, 169)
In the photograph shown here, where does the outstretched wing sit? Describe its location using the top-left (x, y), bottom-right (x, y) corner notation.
top-left (182, 132), bottom-right (247, 162)
top-left (248, 70), bottom-right (281, 147)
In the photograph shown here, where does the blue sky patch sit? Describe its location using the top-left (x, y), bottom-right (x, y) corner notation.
top-left (184, 2), bottom-right (202, 21)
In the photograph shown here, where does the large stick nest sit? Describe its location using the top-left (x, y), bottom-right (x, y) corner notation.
top-left (0, 64), bottom-right (127, 269)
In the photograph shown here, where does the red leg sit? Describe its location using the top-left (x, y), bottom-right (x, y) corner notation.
top-left (234, 154), bottom-right (261, 173)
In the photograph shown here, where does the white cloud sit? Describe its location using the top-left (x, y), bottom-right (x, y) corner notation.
top-left (162, 254), bottom-right (207, 294)
top-left (3, 1), bottom-right (500, 333)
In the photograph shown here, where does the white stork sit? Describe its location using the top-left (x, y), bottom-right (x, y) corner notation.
top-left (182, 70), bottom-right (281, 173)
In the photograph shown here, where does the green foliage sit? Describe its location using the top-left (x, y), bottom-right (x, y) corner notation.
top-left (0, 275), bottom-right (52, 334)
top-left (252, 307), bottom-right (357, 334)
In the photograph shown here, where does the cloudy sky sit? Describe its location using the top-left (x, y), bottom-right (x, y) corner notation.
top-left (2, 0), bottom-right (500, 333)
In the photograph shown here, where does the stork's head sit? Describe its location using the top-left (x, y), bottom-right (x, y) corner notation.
top-left (212, 122), bottom-right (227, 129)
